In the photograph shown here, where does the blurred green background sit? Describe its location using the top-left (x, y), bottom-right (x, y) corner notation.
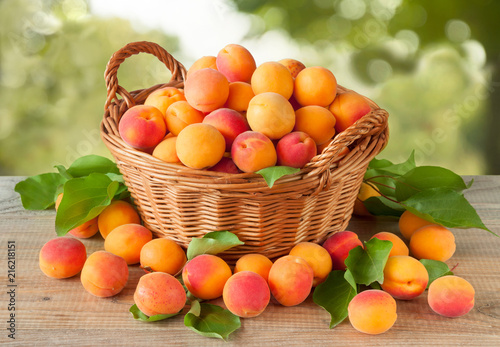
top-left (1, 0), bottom-right (499, 176)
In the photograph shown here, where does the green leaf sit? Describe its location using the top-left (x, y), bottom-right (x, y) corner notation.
top-left (420, 259), bottom-right (454, 289)
top-left (403, 188), bottom-right (494, 234)
top-left (363, 196), bottom-right (404, 217)
top-left (256, 166), bottom-right (300, 188)
top-left (14, 173), bottom-right (67, 210)
top-left (395, 166), bottom-right (468, 201)
top-left (184, 301), bottom-right (241, 341)
top-left (55, 173), bottom-right (118, 236)
top-left (129, 304), bottom-right (180, 322)
top-left (187, 231), bottom-right (244, 260)
top-left (367, 151), bottom-right (416, 176)
top-left (344, 269), bottom-right (357, 290)
top-left (66, 154), bottom-right (121, 177)
top-left (54, 165), bottom-right (73, 180)
top-left (313, 271), bottom-right (357, 328)
top-left (344, 238), bottom-right (393, 286)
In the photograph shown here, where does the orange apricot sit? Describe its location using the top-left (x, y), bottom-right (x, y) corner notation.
top-left (348, 289), bottom-right (397, 335)
top-left (398, 210), bottom-right (436, 240)
top-left (293, 66), bottom-right (337, 107)
top-left (409, 225), bottom-right (456, 262)
top-left (251, 61), bottom-right (294, 99)
top-left (134, 272), bottom-right (186, 316)
top-left (80, 251), bottom-right (129, 297)
top-left (176, 123), bottom-right (226, 169)
top-left (234, 253), bottom-right (273, 282)
top-left (39, 237), bottom-right (87, 279)
top-left (140, 238), bottom-right (187, 275)
top-left (97, 200), bottom-right (141, 239)
top-left (104, 224), bottom-right (153, 265)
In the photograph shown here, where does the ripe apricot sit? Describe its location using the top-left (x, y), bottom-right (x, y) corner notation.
top-left (278, 58), bottom-right (306, 78)
top-left (381, 256), bottom-right (428, 300)
top-left (234, 254), bottom-right (273, 282)
top-left (398, 210), bottom-right (436, 240)
top-left (182, 254), bottom-right (232, 300)
top-left (184, 68), bottom-right (229, 113)
top-left (251, 61), bottom-right (294, 99)
top-left (293, 66), bottom-right (337, 107)
top-left (144, 87), bottom-right (186, 117)
top-left (224, 81), bottom-right (255, 112)
top-left (409, 225), bottom-right (456, 262)
top-left (294, 106), bottom-right (337, 145)
top-left (322, 231), bottom-right (363, 271)
top-left (348, 289), bottom-right (397, 335)
top-left (289, 242), bottom-right (332, 286)
top-left (39, 237), bottom-right (87, 279)
top-left (140, 238), bottom-right (187, 275)
top-left (104, 224), bottom-right (152, 265)
top-left (118, 105), bottom-right (167, 150)
top-left (97, 200), bottom-right (141, 239)
top-left (329, 91), bottom-right (371, 133)
top-left (134, 272), bottom-right (186, 316)
top-left (370, 232), bottom-right (409, 257)
top-left (176, 123), bottom-right (226, 169)
top-left (428, 275), bottom-right (475, 317)
top-left (223, 271), bottom-right (270, 318)
top-left (216, 44), bottom-right (256, 83)
top-left (164, 100), bottom-right (204, 136)
top-left (202, 108), bottom-right (250, 151)
top-left (231, 131), bottom-right (277, 173)
top-left (187, 56), bottom-right (217, 78)
top-left (80, 251), bottom-right (129, 297)
top-left (152, 136), bottom-right (180, 163)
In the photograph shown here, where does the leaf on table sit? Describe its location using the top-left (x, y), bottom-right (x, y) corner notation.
top-left (420, 259), bottom-right (454, 289)
top-left (55, 173), bottom-right (118, 236)
top-left (66, 154), bottom-right (121, 177)
top-left (313, 271), bottom-right (357, 328)
top-left (187, 231), bottom-right (244, 260)
top-left (129, 304), bottom-right (180, 322)
top-left (184, 301), bottom-right (241, 341)
top-left (344, 238), bottom-right (393, 286)
top-left (395, 166), bottom-right (468, 201)
top-left (14, 173), bottom-right (67, 210)
top-left (402, 188), bottom-right (494, 234)
top-left (256, 166), bottom-right (300, 188)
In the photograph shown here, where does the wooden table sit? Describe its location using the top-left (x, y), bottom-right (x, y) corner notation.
top-left (1, 176), bottom-right (499, 346)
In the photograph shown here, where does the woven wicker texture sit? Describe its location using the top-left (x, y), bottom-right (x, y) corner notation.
top-left (101, 41), bottom-right (389, 261)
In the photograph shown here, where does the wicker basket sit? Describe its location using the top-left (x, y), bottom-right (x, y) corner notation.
top-left (100, 41), bottom-right (389, 262)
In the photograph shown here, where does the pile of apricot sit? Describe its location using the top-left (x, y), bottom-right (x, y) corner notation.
top-left (118, 43), bottom-right (372, 173)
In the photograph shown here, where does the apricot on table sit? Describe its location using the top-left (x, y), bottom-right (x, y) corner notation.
top-left (182, 254), bottom-right (232, 300)
top-left (322, 231), bottom-right (363, 271)
top-left (294, 105), bottom-right (337, 145)
top-left (231, 131), bottom-right (277, 173)
top-left (216, 43), bottom-right (256, 83)
top-left (134, 272), bottom-right (186, 316)
top-left (104, 224), bottom-right (153, 265)
top-left (39, 237), bottom-right (87, 279)
top-left (268, 255), bottom-right (314, 307)
top-left (251, 61), bottom-right (294, 99)
top-left (118, 105), bottom-right (167, 150)
top-left (409, 225), bottom-right (456, 262)
top-left (176, 123), bottom-right (226, 169)
top-left (97, 200), bottom-right (141, 239)
top-left (140, 238), bottom-right (187, 275)
top-left (289, 242), bottom-right (332, 286)
top-left (223, 271), bottom-right (270, 318)
top-left (381, 255), bottom-right (429, 300)
top-left (293, 66), bottom-right (337, 107)
top-left (428, 275), bottom-right (475, 317)
top-left (184, 68), bottom-right (229, 113)
top-left (348, 289), bottom-right (397, 335)
top-left (370, 232), bottom-right (409, 257)
top-left (398, 210), bottom-right (436, 240)
top-left (81, 251), bottom-right (129, 297)
top-left (234, 253), bottom-right (273, 282)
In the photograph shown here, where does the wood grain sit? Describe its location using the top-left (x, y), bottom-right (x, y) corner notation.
top-left (1, 176), bottom-right (499, 346)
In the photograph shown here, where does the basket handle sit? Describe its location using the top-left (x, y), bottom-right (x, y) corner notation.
top-left (104, 41), bottom-right (187, 110)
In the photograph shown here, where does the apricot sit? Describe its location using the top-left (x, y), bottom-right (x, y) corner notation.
top-left (134, 272), bottom-right (186, 316)
top-left (276, 131), bottom-right (317, 168)
top-left (294, 106), bottom-right (337, 145)
top-left (268, 255), bottom-right (314, 307)
top-left (176, 123), bottom-right (226, 169)
top-left (352, 182), bottom-right (380, 216)
top-left (398, 210), bottom-right (436, 240)
top-left (184, 68), bottom-right (229, 113)
top-left (370, 232), bottom-right (409, 257)
top-left (182, 254), bottom-right (232, 300)
top-left (234, 253), bottom-right (273, 282)
top-left (381, 256), bottom-right (429, 300)
top-left (104, 224), bottom-right (153, 265)
top-left (202, 108), bottom-right (250, 151)
top-left (97, 200), bottom-right (141, 239)
top-left (428, 275), bottom-right (475, 317)
top-left (231, 131), bottom-right (277, 173)
top-left (140, 238), bottom-right (187, 275)
top-left (322, 231), bottom-right (363, 271)
top-left (348, 289), bottom-right (397, 335)
top-left (39, 237), bottom-right (87, 279)
top-left (144, 87), bottom-right (186, 117)
top-left (246, 92), bottom-right (295, 140)
top-left (80, 251), bottom-right (129, 297)
top-left (187, 56), bottom-right (217, 78)
top-left (152, 136), bottom-right (180, 163)
top-left (216, 44), bottom-right (256, 83)
top-left (289, 242), bottom-right (332, 286)
top-left (251, 61), bottom-right (294, 99)
top-left (409, 225), bottom-right (456, 262)
top-left (278, 58), bottom-right (306, 79)
top-left (329, 91), bottom-right (371, 133)
top-left (165, 100), bottom-right (204, 136)
top-left (293, 66), bottom-right (337, 107)
top-left (208, 157), bottom-right (241, 174)
top-left (223, 271), bottom-right (270, 318)
top-left (224, 81), bottom-right (255, 112)
top-left (118, 105), bottom-right (167, 150)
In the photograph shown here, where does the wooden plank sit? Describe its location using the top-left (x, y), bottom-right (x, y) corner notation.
top-left (1, 176), bottom-right (499, 345)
